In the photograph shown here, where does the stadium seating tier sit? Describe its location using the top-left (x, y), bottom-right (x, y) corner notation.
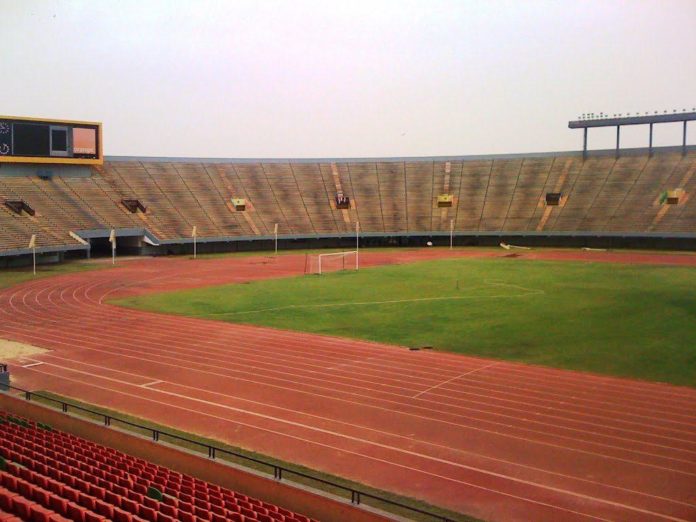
top-left (0, 411), bottom-right (316, 522)
top-left (1, 152), bottom-right (695, 254)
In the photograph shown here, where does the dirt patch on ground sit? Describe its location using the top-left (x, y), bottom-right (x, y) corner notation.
top-left (0, 339), bottom-right (48, 360)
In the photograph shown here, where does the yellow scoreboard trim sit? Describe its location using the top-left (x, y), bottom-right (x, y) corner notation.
top-left (0, 115), bottom-right (103, 166)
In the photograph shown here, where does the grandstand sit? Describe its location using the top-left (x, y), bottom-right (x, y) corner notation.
top-left (0, 410), bottom-right (319, 522)
top-left (1, 147), bottom-right (695, 260)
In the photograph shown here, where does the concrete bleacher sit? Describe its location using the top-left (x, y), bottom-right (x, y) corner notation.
top-left (0, 411), bottom-right (315, 522)
top-left (289, 164), bottom-right (337, 234)
top-left (344, 162), bottom-right (384, 233)
top-left (376, 162), bottom-right (408, 233)
top-left (504, 158), bottom-right (554, 232)
top-left (106, 163), bottom-right (192, 239)
top-left (319, 163), bottom-right (355, 233)
top-left (262, 164), bottom-right (315, 235)
top-left (1, 150), bottom-right (695, 256)
top-left (232, 164), bottom-right (286, 236)
top-left (405, 161), bottom-right (434, 233)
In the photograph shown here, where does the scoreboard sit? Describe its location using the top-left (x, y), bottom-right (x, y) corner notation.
top-left (0, 116), bottom-right (102, 165)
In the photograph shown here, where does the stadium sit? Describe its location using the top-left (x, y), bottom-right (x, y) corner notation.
top-left (1, 3), bottom-right (695, 522)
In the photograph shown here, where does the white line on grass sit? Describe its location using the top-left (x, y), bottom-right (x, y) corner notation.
top-left (201, 280), bottom-right (545, 317)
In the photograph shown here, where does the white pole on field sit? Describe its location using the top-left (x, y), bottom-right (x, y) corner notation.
top-left (29, 234), bottom-right (36, 275)
top-left (274, 223), bottom-right (278, 255)
top-left (355, 221), bottom-right (360, 270)
top-left (109, 229), bottom-right (116, 265)
top-left (450, 219), bottom-right (454, 250)
top-left (192, 226), bottom-right (198, 259)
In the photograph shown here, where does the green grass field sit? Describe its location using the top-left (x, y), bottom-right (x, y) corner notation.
top-left (114, 257), bottom-right (696, 387)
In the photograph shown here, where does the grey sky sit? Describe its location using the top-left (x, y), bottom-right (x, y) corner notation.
top-left (2, 0), bottom-right (695, 158)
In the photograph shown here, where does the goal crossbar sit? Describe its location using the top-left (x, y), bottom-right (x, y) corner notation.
top-left (306, 250), bottom-right (359, 275)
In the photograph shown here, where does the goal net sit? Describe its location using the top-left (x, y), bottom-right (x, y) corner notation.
top-left (305, 251), bottom-right (358, 275)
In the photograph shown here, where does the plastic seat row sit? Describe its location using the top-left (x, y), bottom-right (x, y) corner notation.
top-left (3, 427), bottom-right (280, 513)
top-left (0, 413), bottom-right (314, 522)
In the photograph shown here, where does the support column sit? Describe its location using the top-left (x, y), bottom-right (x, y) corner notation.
top-left (616, 125), bottom-right (621, 158)
top-left (649, 123), bottom-right (654, 157)
top-left (583, 127), bottom-right (588, 159)
top-left (683, 120), bottom-right (688, 156)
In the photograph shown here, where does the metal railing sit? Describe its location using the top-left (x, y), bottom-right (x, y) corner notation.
top-left (1, 384), bottom-right (459, 522)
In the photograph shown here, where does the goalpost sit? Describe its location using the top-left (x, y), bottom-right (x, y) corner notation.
top-left (305, 250), bottom-right (359, 275)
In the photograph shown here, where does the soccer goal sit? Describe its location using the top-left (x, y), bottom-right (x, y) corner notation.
top-left (305, 250), bottom-right (358, 275)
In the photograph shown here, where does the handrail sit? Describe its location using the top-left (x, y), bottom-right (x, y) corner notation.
top-left (1, 384), bottom-right (457, 522)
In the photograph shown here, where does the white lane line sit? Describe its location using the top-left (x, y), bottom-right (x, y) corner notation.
top-left (141, 380), bottom-right (163, 388)
top-left (326, 356), bottom-right (389, 371)
top-left (413, 363), bottom-right (500, 399)
top-left (8, 332), bottom-right (696, 466)
top-left (21, 362), bottom-right (44, 368)
top-left (31, 354), bottom-right (696, 510)
top-left (13, 276), bottom-right (696, 412)
top-left (22, 364), bottom-right (688, 522)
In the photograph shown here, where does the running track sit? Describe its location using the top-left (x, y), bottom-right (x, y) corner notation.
top-left (1, 249), bottom-right (695, 522)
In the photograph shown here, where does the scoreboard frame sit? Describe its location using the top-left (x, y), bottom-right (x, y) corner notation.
top-left (0, 115), bottom-right (103, 166)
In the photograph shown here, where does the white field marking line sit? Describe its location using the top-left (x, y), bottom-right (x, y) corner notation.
top-left (32, 354), bottom-right (696, 509)
top-left (30, 320), bottom-right (696, 439)
top-left (10, 268), bottom-right (696, 414)
top-left (88, 310), bottom-right (689, 417)
top-left (413, 363), bottom-right (500, 399)
top-left (55, 286), bottom-right (528, 392)
top-left (141, 380), bottom-right (163, 388)
top-left (86, 266), bottom-right (688, 400)
top-left (21, 365), bottom-right (689, 522)
top-left (196, 280), bottom-right (545, 317)
top-left (8, 291), bottom-right (696, 447)
top-left (27, 280), bottom-right (664, 422)
top-left (21, 362), bottom-right (44, 368)
top-left (24, 368), bottom-right (613, 522)
top-left (0, 254), bottom-right (680, 364)
top-left (10, 288), bottom-right (508, 398)
top-left (14, 280), bottom-right (474, 390)
top-left (29, 350), bottom-right (696, 476)
top-left (77, 283), bottom-right (686, 408)
top-left (38, 276), bottom-right (696, 404)
top-left (12, 328), bottom-right (693, 462)
top-left (7, 325), bottom-right (696, 460)
top-left (13, 280), bottom-right (696, 422)
top-left (14, 316), bottom-right (693, 446)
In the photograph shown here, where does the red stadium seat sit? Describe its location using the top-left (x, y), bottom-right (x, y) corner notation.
top-left (0, 412), bottom-right (316, 522)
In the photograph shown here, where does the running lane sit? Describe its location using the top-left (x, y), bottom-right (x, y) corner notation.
top-left (1, 250), bottom-right (695, 522)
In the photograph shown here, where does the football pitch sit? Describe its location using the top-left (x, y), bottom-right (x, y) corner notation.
top-left (114, 257), bottom-right (696, 387)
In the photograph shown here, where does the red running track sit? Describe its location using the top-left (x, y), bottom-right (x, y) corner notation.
top-left (1, 249), bottom-right (696, 522)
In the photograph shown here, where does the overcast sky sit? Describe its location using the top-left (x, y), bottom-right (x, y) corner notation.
top-left (1, 0), bottom-right (695, 158)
